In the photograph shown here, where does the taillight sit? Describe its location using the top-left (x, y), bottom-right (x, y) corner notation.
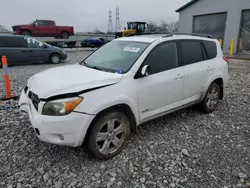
top-left (222, 56), bottom-right (229, 64)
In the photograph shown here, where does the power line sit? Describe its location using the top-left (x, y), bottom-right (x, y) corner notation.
top-left (115, 7), bottom-right (121, 32)
top-left (107, 9), bottom-right (113, 33)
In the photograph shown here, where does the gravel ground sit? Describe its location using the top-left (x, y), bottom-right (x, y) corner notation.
top-left (0, 53), bottom-right (250, 188)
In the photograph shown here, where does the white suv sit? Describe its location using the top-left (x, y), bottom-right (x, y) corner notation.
top-left (19, 33), bottom-right (229, 160)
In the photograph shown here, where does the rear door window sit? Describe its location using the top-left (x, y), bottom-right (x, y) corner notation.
top-left (179, 40), bottom-right (204, 66)
top-left (0, 36), bottom-right (26, 48)
top-left (202, 40), bottom-right (217, 59)
top-left (43, 21), bottom-right (54, 26)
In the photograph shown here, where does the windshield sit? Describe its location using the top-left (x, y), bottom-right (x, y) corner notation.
top-left (81, 40), bottom-right (149, 73)
top-left (28, 20), bottom-right (36, 24)
top-left (127, 22), bottom-right (138, 30)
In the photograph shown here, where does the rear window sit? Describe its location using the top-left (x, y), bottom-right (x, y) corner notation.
top-left (203, 40), bottom-right (217, 59)
top-left (179, 40), bottom-right (203, 66)
top-left (0, 36), bottom-right (25, 48)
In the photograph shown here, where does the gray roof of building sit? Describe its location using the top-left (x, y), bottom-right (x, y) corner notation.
top-left (175, 0), bottom-right (199, 12)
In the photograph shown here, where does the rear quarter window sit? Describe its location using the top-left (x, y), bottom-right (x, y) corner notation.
top-left (203, 40), bottom-right (217, 59)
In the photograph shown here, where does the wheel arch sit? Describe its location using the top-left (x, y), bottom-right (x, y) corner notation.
top-left (21, 29), bottom-right (32, 35)
top-left (212, 78), bottom-right (224, 100)
top-left (83, 103), bottom-right (138, 145)
top-left (206, 77), bottom-right (224, 100)
top-left (49, 52), bottom-right (61, 58)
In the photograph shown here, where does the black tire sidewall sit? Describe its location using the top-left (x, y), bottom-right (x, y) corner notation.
top-left (61, 32), bottom-right (69, 39)
top-left (22, 30), bottom-right (31, 36)
top-left (200, 83), bottom-right (221, 113)
top-left (50, 54), bottom-right (61, 64)
top-left (86, 111), bottom-right (131, 160)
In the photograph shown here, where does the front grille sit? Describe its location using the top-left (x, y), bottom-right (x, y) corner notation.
top-left (28, 91), bottom-right (40, 111)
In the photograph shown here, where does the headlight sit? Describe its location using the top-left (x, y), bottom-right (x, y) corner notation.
top-left (62, 50), bottom-right (66, 54)
top-left (42, 97), bottom-right (83, 116)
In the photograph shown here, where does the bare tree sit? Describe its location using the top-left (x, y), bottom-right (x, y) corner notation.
top-left (168, 21), bottom-right (178, 33)
top-left (146, 21), bottom-right (178, 33)
top-left (160, 21), bottom-right (169, 33)
top-left (0, 25), bottom-right (10, 32)
top-left (146, 22), bottom-right (158, 33)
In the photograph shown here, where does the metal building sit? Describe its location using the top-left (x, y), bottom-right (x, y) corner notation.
top-left (176, 0), bottom-right (250, 55)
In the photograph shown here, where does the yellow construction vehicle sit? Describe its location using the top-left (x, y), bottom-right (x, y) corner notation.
top-left (115, 21), bottom-right (148, 38)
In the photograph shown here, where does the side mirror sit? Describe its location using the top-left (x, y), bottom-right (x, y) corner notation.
top-left (141, 65), bottom-right (150, 77)
top-left (32, 23), bottom-right (36, 27)
top-left (43, 44), bottom-right (48, 48)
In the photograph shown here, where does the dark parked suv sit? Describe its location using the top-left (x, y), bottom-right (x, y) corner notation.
top-left (0, 34), bottom-right (67, 67)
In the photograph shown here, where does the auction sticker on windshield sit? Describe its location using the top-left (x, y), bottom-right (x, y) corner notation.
top-left (123, 46), bottom-right (140, 53)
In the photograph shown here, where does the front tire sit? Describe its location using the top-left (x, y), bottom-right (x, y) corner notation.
top-left (21, 30), bottom-right (32, 36)
top-left (86, 110), bottom-right (131, 160)
top-left (200, 82), bottom-right (221, 113)
top-left (50, 53), bottom-right (61, 64)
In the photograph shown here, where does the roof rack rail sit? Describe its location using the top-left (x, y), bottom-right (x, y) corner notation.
top-left (163, 32), bottom-right (214, 38)
top-left (142, 32), bottom-right (169, 35)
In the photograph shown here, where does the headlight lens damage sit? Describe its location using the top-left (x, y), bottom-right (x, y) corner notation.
top-left (42, 97), bottom-right (83, 116)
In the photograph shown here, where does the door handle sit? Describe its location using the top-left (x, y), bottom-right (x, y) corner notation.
top-left (207, 66), bottom-right (213, 71)
top-left (28, 50), bottom-right (33, 52)
top-left (175, 74), bottom-right (183, 80)
top-left (21, 50), bottom-right (27, 53)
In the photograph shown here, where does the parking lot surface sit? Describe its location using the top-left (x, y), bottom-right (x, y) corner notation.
top-left (0, 52), bottom-right (250, 188)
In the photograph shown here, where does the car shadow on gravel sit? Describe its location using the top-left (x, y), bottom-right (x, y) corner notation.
top-left (41, 105), bottom-right (203, 159)
top-left (20, 105), bottom-right (200, 161)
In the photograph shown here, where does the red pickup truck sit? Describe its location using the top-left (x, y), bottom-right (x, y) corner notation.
top-left (12, 20), bottom-right (74, 39)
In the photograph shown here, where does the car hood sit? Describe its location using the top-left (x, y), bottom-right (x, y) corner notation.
top-left (12, 24), bottom-right (30, 28)
top-left (12, 25), bottom-right (32, 31)
top-left (27, 64), bottom-right (122, 99)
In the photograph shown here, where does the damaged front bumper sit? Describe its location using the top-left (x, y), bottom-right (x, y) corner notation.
top-left (18, 87), bottom-right (95, 147)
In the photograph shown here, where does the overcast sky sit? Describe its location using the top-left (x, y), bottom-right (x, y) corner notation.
top-left (1, 0), bottom-right (190, 32)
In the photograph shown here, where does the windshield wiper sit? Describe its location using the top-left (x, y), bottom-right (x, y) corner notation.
top-left (82, 61), bottom-right (106, 71)
top-left (81, 61), bottom-right (117, 73)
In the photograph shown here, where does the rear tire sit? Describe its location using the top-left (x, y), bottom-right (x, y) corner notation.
top-left (50, 53), bottom-right (61, 64)
top-left (61, 31), bottom-right (69, 39)
top-left (200, 82), bottom-right (221, 113)
top-left (21, 30), bottom-right (32, 36)
top-left (90, 43), bottom-right (97, 48)
top-left (85, 110), bottom-right (131, 160)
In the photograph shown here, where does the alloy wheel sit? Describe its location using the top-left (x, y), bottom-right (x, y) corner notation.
top-left (206, 87), bottom-right (219, 109)
top-left (51, 55), bottom-right (60, 64)
top-left (96, 118), bottom-right (126, 155)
